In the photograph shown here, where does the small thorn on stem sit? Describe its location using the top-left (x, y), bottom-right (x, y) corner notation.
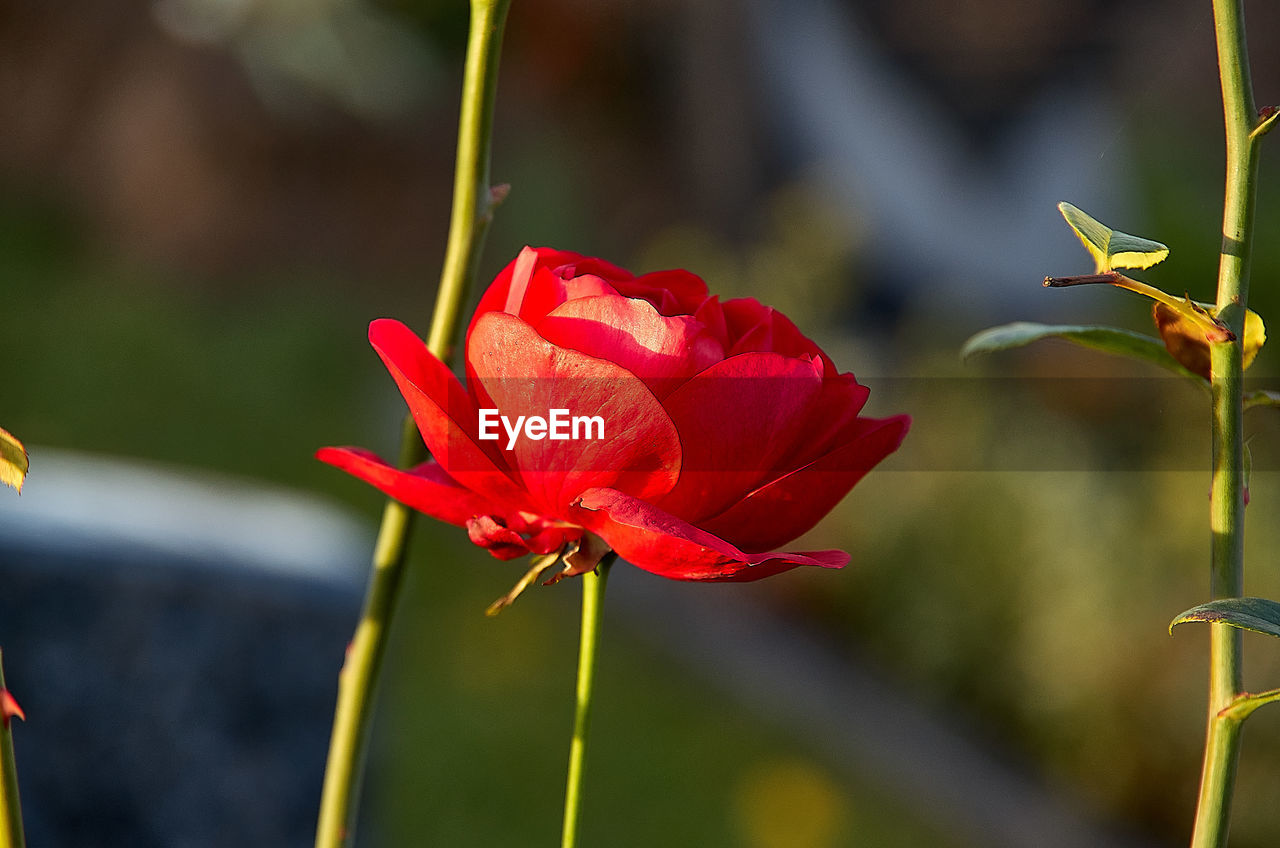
top-left (0, 689), bottom-right (24, 726)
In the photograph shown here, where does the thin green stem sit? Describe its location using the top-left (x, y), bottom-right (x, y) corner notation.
top-left (427, 0), bottom-right (512, 360)
top-left (313, 2), bottom-right (512, 846)
top-left (561, 557), bottom-right (614, 848)
top-left (1191, 0), bottom-right (1261, 845)
top-left (0, 650), bottom-right (24, 848)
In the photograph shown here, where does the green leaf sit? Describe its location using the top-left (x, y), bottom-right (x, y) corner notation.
top-left (1170, 597), bottom-right (1280, 638)
top-left (1058, 202), bottom-right (1170, 273)
top-left (1245, 389), bottom-right (1280, 411)
top-left (0, 427), bottom-right (27, 494)
top-left (960, 322), bottom-right (1202, 380)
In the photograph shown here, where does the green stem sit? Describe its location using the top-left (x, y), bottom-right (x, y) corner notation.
top-left (1191, 1), bottom-right (1261, 845)
top-left (561, 557), bottom-right (614, 848)
top-left (313, 2), bottom-right (512, 846)
top-left (0, 651), bottom-right (24, 848)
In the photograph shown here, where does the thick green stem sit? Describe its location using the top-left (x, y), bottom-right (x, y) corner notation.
top-left (1191, 1), bottom-right (1261, 845)
top-left (561, 557), bottom-right (614, 848)
top-left (314, 2), bottom-right (512, 846)
top-left (0, 651), bottom-right (24, 848)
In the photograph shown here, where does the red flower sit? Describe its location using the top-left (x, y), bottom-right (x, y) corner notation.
top-left (318, 247), bottom-right (909, 581)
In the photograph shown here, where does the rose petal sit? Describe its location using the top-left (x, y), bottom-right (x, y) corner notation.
top-left (467, 311), bottom-right (683, 514)
top-left (697, 414), bottom-right (910, 552)
top-left (693, 296), bottom-right (729, 348)
top-left (368, 319), bottom-right (527, 507)
top-left (656, 352), bottom-right (827, 522)
top-left (536, 295), bottom-right (725, 398)
top-left (571, 487), bottom-right (848, 581)
top-left (469, 247), bottom-right (631, 335)
top-left (615, 268), bottom-right (710, 316)
top-left (467, 515), bottom-right (534, 560)
top-left (316, 446), bottom-right (502, 526)
top-left (772, 373), bottom-right (871, 471)
top-left (722, 298), bottom-right (831, 368)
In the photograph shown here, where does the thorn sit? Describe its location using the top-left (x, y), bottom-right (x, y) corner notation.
top-left (1, 689), bottom-right (24, 727)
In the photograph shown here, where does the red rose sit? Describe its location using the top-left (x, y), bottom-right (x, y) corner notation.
top-left (318, 247), bottom-right (908, 581)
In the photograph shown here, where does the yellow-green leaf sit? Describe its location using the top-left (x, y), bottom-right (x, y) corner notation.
top-left (1243, 306), bottom-right (1267, 367)
top-left (1058, 202), bottom-right (1169, 273)
top-left (1245, 389), bottom-right (1280, 411)
top-left (0, 427), bottom-right (27, 493)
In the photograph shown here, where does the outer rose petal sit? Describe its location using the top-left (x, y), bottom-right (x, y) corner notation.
top-left (317, 446), bottom-right (579, 560)
top-left (316, 446), bottom-right (501, 527)
top-left (571, 487), bottom-right (848, 581)
top-left (368, 319), bottom-right (528, 508)
top-left (656, 352), bottom-right (826, 522)
top-left (467, 311), bottom-right (683, 514)
top-left (697, 414), bottom-right (910, 552)
top-left (536, 295), bottom-right (725, 398)
top-left (770, 373), bottom-right (870, 472)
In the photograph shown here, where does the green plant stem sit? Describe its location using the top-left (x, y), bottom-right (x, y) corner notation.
top-left (313, 2), bottom-right (512, 846)
top-left (1191, 1), bottom-right (1261, 845)
top-left (0, 651), bottom-right (24, 848)
top-left (561, 557), bottom-right (614, 848)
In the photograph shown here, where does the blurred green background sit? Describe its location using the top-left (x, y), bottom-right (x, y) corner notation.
top-left (4, 0), bottom-right (1280, 845)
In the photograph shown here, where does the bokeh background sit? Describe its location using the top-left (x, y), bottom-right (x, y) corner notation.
top-left (3, 0), bottom-right (1280, 845)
